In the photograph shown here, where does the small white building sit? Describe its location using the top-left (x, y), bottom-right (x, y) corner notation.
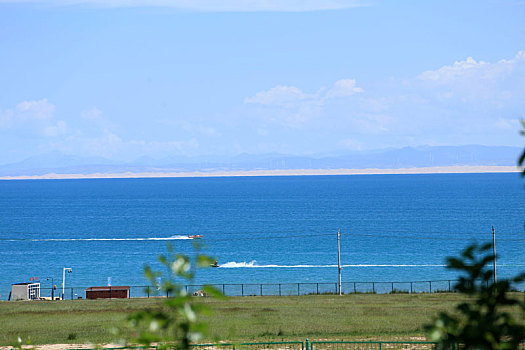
top-left (11, 282), bottom-right (40, 301)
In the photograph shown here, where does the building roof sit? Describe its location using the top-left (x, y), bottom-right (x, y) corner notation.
top-left (85, 286), bottom-right (130, 291)
top-left (12, 282), bottom-right (40, 286)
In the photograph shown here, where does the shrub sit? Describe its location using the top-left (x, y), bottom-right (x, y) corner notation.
top-left (426, 243), bottom-right (525, 349)
top-left (124, 243), bottom-right (223, 350)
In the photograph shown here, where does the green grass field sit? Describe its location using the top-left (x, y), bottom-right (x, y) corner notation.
top-left (0, 293), bottom-right (518, 346)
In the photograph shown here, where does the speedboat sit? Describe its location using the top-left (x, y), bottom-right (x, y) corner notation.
top-left (187, 234), bottom-right (203, 239)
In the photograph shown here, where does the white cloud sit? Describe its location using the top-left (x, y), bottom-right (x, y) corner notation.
top-left (16, 98), bottom-right (56, 120)
top-left (0, 109), bottom-right (14, 129)
top-left (246, 79), bottom-right (363, 107)
top-left (418, 57), bottom-right (488, 83)
top-left (46, 128), bottom-right (202, 160)
top-left (418, 51), bottom-right (525, 86)
top-left (0, 0), bottom-right (367, 12)
top-left (43, 120), bottom-right (68, 137)
top-left (325, 79), bottom-right (364, 98)
top-left (81, 107), bottom-right (103, 120)
top-left (245, 86), bottom-right (312, 107)
top-left (244, 79), bottom-right (363, 127)
top-left (0, 98), bottom-right (58, 133)
top-left (48, 129), bottom-right (123, 158)
top-left (493, 118), bottom-right (520, 130)
top-left (193, 125), bottom-right (220, 137)
top-left (241, 51), bottom-right (525, 150)
top-left (4, 52), bottom-right (524, 162)
top-left (157, 119), bottom-right (222, 137)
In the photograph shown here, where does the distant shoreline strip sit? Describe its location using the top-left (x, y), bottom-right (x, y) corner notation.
top-left (0, 165), bottom-right (520, 180)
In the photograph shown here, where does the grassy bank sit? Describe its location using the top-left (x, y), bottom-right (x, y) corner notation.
top-left (0, 293), bottom-right (503, 346)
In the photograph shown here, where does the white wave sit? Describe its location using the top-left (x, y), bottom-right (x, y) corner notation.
top-left (217, 261), bottom-right (447, 268)
top-left (343, 264), bottom-right (447, 267)
top-left (14, 235), bottom-right (193, 242)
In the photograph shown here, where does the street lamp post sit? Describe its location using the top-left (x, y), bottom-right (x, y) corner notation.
top-left (62, 268), bottom-right (72, 300)
top-left (46, 276), bottom-right (54, 300)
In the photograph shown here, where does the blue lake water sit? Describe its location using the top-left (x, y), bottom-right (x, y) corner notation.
top-left (0, 173), bottom-right (524, 299)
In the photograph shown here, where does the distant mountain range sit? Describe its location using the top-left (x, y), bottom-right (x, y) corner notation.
top-left (0, 145), bottom-right (522, 177)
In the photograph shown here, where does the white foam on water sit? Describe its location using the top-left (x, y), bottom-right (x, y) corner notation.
top-left (217, 261), bottom-right (449, 268)
top-left (7, 235), bottom-right (194, 242)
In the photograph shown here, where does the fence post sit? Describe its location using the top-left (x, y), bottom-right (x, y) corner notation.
top-left (448, 280), bottom-right (451, 292)
top-left (147, 286), bottom-right (150, 298)
top-left (306, 338), bottom-right (309, 350)
top-left (354, 282), bottom-right (356, 294)
top-left (223, 284), bottom-right (225, 295)
top-left (70, 288), bottom-right (73, 300)
top-left (410, 282), bottom-right (413, 294)
top-left (391, 282), bottom-right (394, 293)
top-left (279, 284), bottom-right (281, 296)
top-left (429, 281), bottom-right (432, 293)
top-left (297, 283), bottom-right (300, 296)
top-left (260, 284), bottom-right (263, 296)
top-left (242, 284), bottom-right (244, 297)
top-left (372, 282), bottom-right (375, 293)
top-left (316, 283), bottom-right (319, 295)
top-left (335, 283), bottom-right (337, 294)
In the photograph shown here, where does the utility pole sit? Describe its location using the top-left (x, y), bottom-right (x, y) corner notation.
top-left (62, 267), bottom-right (72, 300)
top-left (492, 226), bottom-right (497, 284)
top-left (46, 276), bottom-right (54, 301)
top-left (337, 229), bottom-right (342, 295)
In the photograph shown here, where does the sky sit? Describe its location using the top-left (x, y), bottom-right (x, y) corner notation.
top-left (0, 0), bottom-right (524, 164)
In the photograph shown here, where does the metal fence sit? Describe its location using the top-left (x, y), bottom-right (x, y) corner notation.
top-left (191, 341), bottom-right (304, 350)
top-left (308, 341), bottom-right (525, 350)
top-left (45, 341), bottom-right (525, 350)
top-left (33, 279), bottom-right (525, 300)
top-left (309, 341), bottom-right (437, 350)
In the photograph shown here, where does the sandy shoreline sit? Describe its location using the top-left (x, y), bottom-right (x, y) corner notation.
top-left (0, 165), bottom-right (521, 180)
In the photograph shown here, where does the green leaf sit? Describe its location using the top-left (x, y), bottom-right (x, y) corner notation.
top-left (202, 285), bottom-right (226, 299)
top-left (124, 244), bottom-right (224, 349)
top-left (197, 255), bottom-right (216, 268)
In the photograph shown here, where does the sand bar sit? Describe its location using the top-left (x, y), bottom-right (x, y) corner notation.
top-left (0, 165), bottom-right (521, 180)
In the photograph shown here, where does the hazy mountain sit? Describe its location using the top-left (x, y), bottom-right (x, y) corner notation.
top-left (0, 145), bottom-right (521, 177)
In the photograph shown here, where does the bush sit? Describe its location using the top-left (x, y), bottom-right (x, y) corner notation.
top-left (123, 243), bottom-right (223, 350)
top-left (426, 243), bottom-right (525, 349)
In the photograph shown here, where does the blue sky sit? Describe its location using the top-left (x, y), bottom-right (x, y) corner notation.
top-left (0, 0), bottom-right (524, 164)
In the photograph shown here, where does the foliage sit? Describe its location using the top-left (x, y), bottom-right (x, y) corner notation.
top-left (519, 120), bottom-right (525, 175)
top-left (426, 243), bottom-right (525, 349)
top-left (124, 243), bottom-right (223, 350)
top-left (11, 336), bottom-right (34, 350)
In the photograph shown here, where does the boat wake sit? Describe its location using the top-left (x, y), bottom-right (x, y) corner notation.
top-left (218, 261), bottom-right (448, 268)
top-left (2, 235), bottom-right (192, 242)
